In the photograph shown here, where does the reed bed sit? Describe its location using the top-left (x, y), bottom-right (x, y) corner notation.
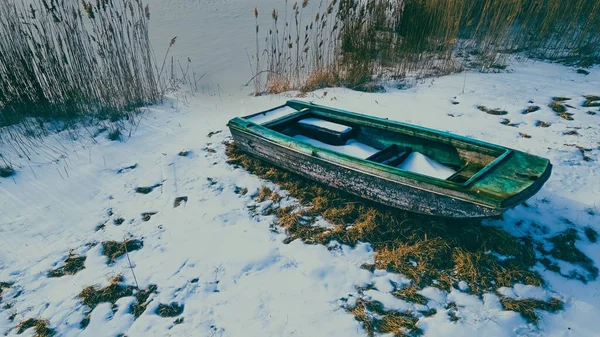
top-left (0, 0), bottom-right (160, 132)
top-left (253, 0), bottom-right (600, 94)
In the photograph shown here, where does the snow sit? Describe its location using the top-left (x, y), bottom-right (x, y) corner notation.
top-left (293, 135), bottom-right (380, 159)
top-left (1, 1), bottom-right (600, 335)
top-left (397, 152), bottom-right (457, 179)
top-left (298, 118), bottom-right (353, 133)
top-left (247, 106), bottom-right (298, 125)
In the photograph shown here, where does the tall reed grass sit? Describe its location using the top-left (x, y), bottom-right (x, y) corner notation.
top-left (0, 0), bottom-right (160, 129)
top-left (253, 0), bottom-right (600, 94)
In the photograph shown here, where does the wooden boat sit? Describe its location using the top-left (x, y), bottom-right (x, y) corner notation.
top-left (227, 100), bottom-right (552, 219)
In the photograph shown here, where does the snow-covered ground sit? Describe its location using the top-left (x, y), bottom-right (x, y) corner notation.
top-left (2, 1), bottom-right (600, 336)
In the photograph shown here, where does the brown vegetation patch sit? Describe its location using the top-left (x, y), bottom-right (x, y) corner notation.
top-left (477, 105), bottom-right (508, 115)
top-left (583, 95), bottom-right (600, 107)
top-left (549, 101), bottom-right (567, 114)
top-left (349, 298), bottom-right (422, 337)
top-left (535, 121), bottom-right (551, 128)
top-left (135, 184), bottom-right (162, 194)
top-left (225, 142), bottom-right (562, 323)
top-left (300, 67), bottom-right (341, 93)
top-left (156, 303), bottom-right (184, 317)
top-left (78, 275), bottom-right (157, 324)
top-left (563, 130), bottom-right (580, 136)
top-left (0, 282), bottom-right (12, 301)
top-left (102, 240), bottom-right (143, 264)
top-left (47, 254), bottom-right (86, 278)
top-left (500, 297), bottom-right (563, 323)
top-left (16, 318), bottom-right (54, 337)
top-left (523, 106), bottom-right (541, 114)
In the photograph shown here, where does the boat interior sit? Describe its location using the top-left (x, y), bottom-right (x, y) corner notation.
top-left (249, 108), bottom-right (509, 184)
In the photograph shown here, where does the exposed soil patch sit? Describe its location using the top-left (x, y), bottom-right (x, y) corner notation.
top-left (114, 218), bottom-right (125, 226)
top-left (178, 150), bottom-right (190, 157)
top-left (519, 132), bottom-right (532, 138)
top-left (207, 130), bottom-right (223, 138)
top-left (174, 196), bottom-right (188, 208)
top-left (102, 240), bottom-right (143, 264)
top-left (117, 164), bottom-right (137, 174)
top-left (135, 184), bottom-right (162, 194)
top-left (47, 254), bottom-right (86, 278)
top-left (500, 119), bottom-right (519, 127)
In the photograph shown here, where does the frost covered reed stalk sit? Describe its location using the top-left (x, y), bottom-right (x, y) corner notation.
top-left (253, 0), bottom-right (600, 94)
top-left (0, 0), bottom-right (161, 131)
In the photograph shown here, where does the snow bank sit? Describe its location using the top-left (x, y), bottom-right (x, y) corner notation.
top-left (397, 152), bottom-right (456, 179)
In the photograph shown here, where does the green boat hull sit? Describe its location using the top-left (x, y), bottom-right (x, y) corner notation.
top-left (227, 100), bottom-right (552, 219)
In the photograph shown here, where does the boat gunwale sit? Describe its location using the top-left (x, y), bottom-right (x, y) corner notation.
top-left (229, 125), bottom-right (503, 211)
top-left (240, 101), bottom-right (513, 188)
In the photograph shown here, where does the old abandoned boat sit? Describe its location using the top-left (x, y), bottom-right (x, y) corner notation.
top-left (227, 100), bottom-right (552, 219)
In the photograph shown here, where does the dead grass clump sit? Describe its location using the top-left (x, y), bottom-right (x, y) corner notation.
top-left (393, 284), bottom-right (429, 305)
top-left (349, 298), bottom-right (422, 337)
top-left (536, 121), bottom-right (551, 128)
top-left (558, 112), bottom-right (575, 121)
top-left (130, 284), bottom-right (158, 318)
top-left (102, 240), bottom-right (143, 264)
top-left (500, 297), bottom-right (563, 323)
top-left (549, 102), bottom-right (567, 114)
top-left (265, 74), bottom-right (292, 94)
top-left (523, 106), bottom-right (541, 114)
top-left (225, 142), bottom-right (561, 321)
top-left (16, 318), bottom-right (54, 337)
top-left (255, 186), bottom-right (273, 202)
top-left (0, 282), bottom-right (12, 301)
top-left (156, 302), bottom-right (184, 317)
top-left (47, 255), bottom-right (86, 278)
top-left (519, 133), bottom-right (532, 139)
top-left (552, 97), bottom-right (571, 102)
top-left (78, 275), bottom-right (135, 310)
top-left (78, 275), bottom-right (157, 322)
top-left (300, 67), bottom-right (341, 93)
top-left (583, 95), bottom-right (600, 107)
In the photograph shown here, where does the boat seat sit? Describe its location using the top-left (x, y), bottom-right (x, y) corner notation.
top-left (296, 117), bottom-right (357, 146)
top-left (366, 144), bottom-right (412, 166)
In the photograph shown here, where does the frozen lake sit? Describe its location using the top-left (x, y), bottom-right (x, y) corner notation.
top-left (147, 0), bottom-right (321, 92)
